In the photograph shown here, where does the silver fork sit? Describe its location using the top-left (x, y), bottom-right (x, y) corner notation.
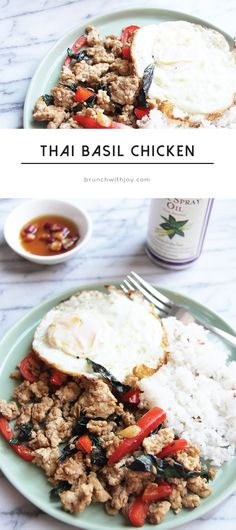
top-left (120, 271), bottom-right (236, 348)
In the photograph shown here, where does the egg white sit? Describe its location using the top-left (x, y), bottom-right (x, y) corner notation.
top-left (131, 21), bottom-right (236, 117)
top-left (33, 288), bottom-right (165, 382)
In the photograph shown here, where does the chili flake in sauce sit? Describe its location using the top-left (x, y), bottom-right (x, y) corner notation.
top-left (20, 215), bottom-right (79, 256)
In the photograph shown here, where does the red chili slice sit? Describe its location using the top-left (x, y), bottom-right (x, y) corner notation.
top-left (77, 434), bottom-right (92, 453)
top-left (19, 353), bottom-right (39, 383)
top-left (134, 107), bottom-right (150, 119)
top-left (121, 388), bottom-right (141, 405)
top-left (142, 482), bottom-right (172, 503)
top-left (0, 416), bottom-right (33, 462)
top-left (157, 439), bottom-right (188, 458)
top-left (64, 35), bottom-right (88, 67)
top-left (108, 407), bottom-right (166, 466)
top-left (50, 369), bottom-right (63, 387)
top-left (128, 495), bottom-right (149, 527)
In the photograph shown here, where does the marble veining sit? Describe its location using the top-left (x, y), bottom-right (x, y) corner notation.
top-left (0, 0), bottom-right (236, 127)
top-left (0, 198), bottom-right (236, 529)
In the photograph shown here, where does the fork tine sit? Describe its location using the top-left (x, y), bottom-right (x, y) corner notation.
top-left (123, 279), bottom-right (135, 291)
top-left (130, 271), bottom-right (172, 308)
top-left (120, 283), bottom-right (129, 294)
top-left (125, 275), bottom-right (169, 315)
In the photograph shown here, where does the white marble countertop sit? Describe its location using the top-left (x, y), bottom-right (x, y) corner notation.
top-left (0, 0), bottom-right (236, 128)
top-left (0, 197), bottom-right (236, 529)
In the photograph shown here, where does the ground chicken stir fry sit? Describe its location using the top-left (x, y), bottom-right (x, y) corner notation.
top-left (32, 25), bottom-right (147, 129)
top-left (0, 352), bottom-right (215, 526)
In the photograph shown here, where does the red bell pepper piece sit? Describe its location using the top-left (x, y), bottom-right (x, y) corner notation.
top-left (104, 120), bottom-right (130, 129)
top-left (50, 369), bottom-right (63, 387)
top-left (121, 25), bottom-right (140, 45)
top-left (19, 353), bottom-right (39, 383)
top-left (0, 416), bottom-right (16, 442)
top-left (73, 115), bottom-right (100, 128)
top-left (128, 495), bottom-right (149, 527)
top-left (10, 442), bottom-right (34, 461)
top-left (74, 86), bottom-right (95, 103)
top-left (128, 481), bottom-right (172, 526)
top-left (122, 46), bottom-right (131, 60)
top-left (108, 407), bottom-right (166, 465)
top-left (64, 35), bottom-right (88, 67)
top-left (0, 416), bottom-right (33, 462)
top-left (142, 482), bottom-right (172, 503)
top-left (73, 115), bottom-right (130, 129)
top-left (120, 25), bottom-right (140, 63)
top-left (121, 388), bottom-right (141, 405)
top-left (157, 438), bottom-right (188, 459)
top-left (134, 107), bottom-right (150, 119)
top-left (77, 434), bottom-right (92, 453)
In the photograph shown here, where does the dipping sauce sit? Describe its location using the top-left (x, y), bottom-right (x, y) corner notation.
top-left (20, 215), bottom-right (80, 256)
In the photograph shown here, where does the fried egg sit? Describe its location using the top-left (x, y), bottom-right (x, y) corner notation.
top-left (33, 287), bottom-right (166, 382)
top-left (131, 21), bottom-right (236, 119)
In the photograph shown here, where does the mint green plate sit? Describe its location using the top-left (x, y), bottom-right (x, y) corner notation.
top-left (0, 283), bottom-right (236, 529)
top-left (23, 6), bottom-right (234, 128)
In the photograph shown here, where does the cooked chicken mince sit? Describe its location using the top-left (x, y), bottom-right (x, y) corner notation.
top-left (33, 25), bottom-right (143, 129)
top-left (0, 353), bottom-right (215, 526)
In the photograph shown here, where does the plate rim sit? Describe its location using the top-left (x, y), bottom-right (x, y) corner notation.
top-left (23, 5), bottom-right (234, 128)
top-left (0, 281), bottom-right (236, 529)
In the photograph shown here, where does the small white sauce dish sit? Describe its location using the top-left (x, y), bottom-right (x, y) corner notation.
top-left (4, 199), bottom-right (92, 265)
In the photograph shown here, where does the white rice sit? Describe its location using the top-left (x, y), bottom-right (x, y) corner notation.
top-left (139, 317), bottom-right (236, 466)
top-left (138, 105), bottom-right (236, 129)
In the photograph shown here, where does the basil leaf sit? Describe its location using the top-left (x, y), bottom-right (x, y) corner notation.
top-left (137, 63), bottom-right (155, 107)
top-left (50, 481), bottom-right (71, 500)
top-left (9, 437), bottom-right (19, 444)
top-left (89, 435), bottom-right (107, 467)
top-left (200, 462), bottom-right (211, 480)
top-left (113, 102), bottom-right (123, 115)
top-left (67, 48), bottom-right (91, 62)
top-left (91, 448), bottom-right (107, 467)
top-left (61, 82), bottom-right (79, 93)
top-left (129, 454), bottom-right (210, 480)
top-left (61, 79), bottom-right (91, 93)
top-left (96, 83), bottom-right (110, 95)
top-left (10, 423), bottom-right (32, 444)
top-left (129, 454), bottom-right (159, 474)
top-left (42, 94), bottom-right (54, 106)
top-left (73, 415), bottom-right (109, 436)
top-left (72, 103), bottom-right (83, 114)
top-left (107, 413), bottom-right (122, 425)
top-left (86, 358), bottom-right (131, 394)
top-left (58, 443), bottom-right (77, 462)
top-left (85, 94), bottom-right (97, 108)
top-left (73, 416), bottom-right (90, 436)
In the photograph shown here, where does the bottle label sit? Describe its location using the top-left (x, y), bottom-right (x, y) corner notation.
top-left (147, 198), bottom-right (212, 264)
